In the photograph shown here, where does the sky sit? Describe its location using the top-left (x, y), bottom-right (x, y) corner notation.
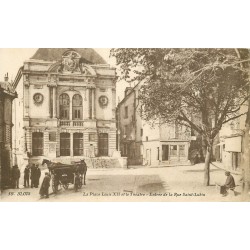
top-left (0, 48), bottom-right (129, 101)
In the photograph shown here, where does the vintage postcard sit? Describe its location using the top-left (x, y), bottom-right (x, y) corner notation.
top-left (0, 48), bottom-right (249, 202)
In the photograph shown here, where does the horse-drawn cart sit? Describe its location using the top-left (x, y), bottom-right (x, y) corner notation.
top-left (42, 159), bottom-right (87, 193)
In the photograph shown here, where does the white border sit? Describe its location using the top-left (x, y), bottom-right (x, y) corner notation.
top-left (1, 1), bottom-right (250, 250)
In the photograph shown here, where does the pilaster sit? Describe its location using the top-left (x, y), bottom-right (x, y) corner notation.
top-left (89, 88), bottom-right (92, 119)
top-left (53, 87), bottom-right (57, 118)
top-left (24, 83), bottom-right (30, 117)
top-left (92, 88), bottom-right (95, 119)
top-left (70, 132), bottom-right (73, 157)
top-left (69, 96), bottom-right (73, 120)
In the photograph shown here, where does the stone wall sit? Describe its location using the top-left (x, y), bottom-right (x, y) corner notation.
top-left (30, 156), bottom-right (127, 169)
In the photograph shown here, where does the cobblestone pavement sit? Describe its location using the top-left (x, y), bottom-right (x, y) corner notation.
top-left (1, 163), bottom-right (249, 202)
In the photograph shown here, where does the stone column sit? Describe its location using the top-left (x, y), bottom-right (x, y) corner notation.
top-left (85, 88), bottom-right (89, 119)
top-left (177, 144), bottom-right (180, 162)
top-left (89, 88), bottom-right (92, 119)
top-left (92, 88), bottom-right (96, 119)
top-left (53, 87), bottom-right (57, 118)
top-left (112, 89), bottom-right (116, 119)
top-left (48, 85), bottom-right (53, 118)
top-left (24, 85), bottom-right (29, 117)
top-left (69, 96), bottom-right (73, 121)
top-left (70, 132), bottom-right (74, 157)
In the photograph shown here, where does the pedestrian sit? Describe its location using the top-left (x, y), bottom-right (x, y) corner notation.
top-left (74, 172), bottom-right (81, 192)
top-left (220, 171), bottom-right (236, 196)
top-left (39, 172), bottom-right (51, 199)
top-left (23, 164), bottom-right (30, 187)
top-left (30, 164), bottom-right (36, 188)
top-left (34, 164), bottom-right (41, 188)
top-left (12, 165), bottom-right (21, 189)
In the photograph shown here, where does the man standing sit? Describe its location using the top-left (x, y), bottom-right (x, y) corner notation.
top-left (30, 164), bottom-right (36, 188)
top-left (34, 164), bottom-right (41, 188)
top-left (12, 165), bottom-right (20, 189)
top-left (74, 172), bottom-right (81, 192)
top-left (39, 172), bottom-right (51, 198)
top-left (220, 171), bottom-right (236, 196)
top-left (23, 164), bottom-right (30, 187)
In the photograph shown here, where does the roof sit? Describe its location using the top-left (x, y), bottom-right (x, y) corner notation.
top-left (31, 48), bottom-right (107, 64)
top-left (117, 82), bottom-right (141, 107)
top-left (0, 81), bottom-right (16, 95)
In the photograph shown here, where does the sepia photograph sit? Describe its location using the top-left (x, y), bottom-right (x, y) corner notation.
top-left (1, 3), bottom-right (250, 250)
top-left (0, 48), bottom-right (249, 202)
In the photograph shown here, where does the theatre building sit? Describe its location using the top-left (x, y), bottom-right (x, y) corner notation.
top-left (13, 49), bottom-right (117, 164)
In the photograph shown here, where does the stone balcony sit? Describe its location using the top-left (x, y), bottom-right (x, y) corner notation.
top-left (59, 120), bottom-right (85, 127)
top-left (58, 119), bottom-right (98, 128)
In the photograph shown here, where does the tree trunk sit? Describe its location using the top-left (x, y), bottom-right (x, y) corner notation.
top-left (204, 145), bottom-right (212, 186)
top-left (200, 135), bottom-right (207, 162)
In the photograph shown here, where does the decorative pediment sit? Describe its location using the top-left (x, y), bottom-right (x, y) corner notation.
top-left (59, 50), bottom-right (96, 75)
top-left (48, 50), bottom-right (97, 77)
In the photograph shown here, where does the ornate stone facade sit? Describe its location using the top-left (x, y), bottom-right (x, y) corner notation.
top-left (13, 49), bottom-right (117, 165)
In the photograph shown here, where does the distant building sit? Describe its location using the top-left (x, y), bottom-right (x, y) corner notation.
top-left (12, 48), bottom-right (117, 166)
top-left (117, 84), bottom-right (191, 166)
top-left (0, 73), bottom-right (17, 189)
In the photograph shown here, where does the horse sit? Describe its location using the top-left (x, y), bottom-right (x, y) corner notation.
top-left (75, 159), bottom-right (87, 185)
top-left (42, 158), bottom-right (87, 185)
top-left (41, 159), bottom-right (54, 170)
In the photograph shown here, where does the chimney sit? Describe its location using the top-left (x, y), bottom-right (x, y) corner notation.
top-left (4, 72), bottom-right (9, 82)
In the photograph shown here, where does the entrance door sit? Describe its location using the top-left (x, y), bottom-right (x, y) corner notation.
top-left (73, 133), bottom-right (83, 156)
top-left (98, 133), bottom-right (108, 156)
top-left (60, 133), bottom-right (70, 156)
top-left (32, 132), bottom-right (44, 156)
top-left (162, 145), bottom-right (169, 161)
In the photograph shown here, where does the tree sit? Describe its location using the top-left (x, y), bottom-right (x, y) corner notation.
top-left (111, 49), bottom-right (250, 186)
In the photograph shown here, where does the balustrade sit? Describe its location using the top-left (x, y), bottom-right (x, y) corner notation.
top-left (59, 120), bottom-right (85, 127)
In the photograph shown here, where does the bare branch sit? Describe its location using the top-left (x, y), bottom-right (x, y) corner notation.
top-left (222, 112), bottom-right (248, 125)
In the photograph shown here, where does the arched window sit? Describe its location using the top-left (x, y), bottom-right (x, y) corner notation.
top-left (59, 93), bottom-right (70, 120)
top-left (72, 94), bottom-right (83, 120)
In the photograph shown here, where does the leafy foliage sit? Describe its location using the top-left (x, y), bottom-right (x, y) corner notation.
top-left (111, 49), bottom-right (249, 144)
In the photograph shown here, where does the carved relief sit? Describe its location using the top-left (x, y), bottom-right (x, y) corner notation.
top-left (58, 50), bottom-right (90, 75)
top-left (99, 95), bottom-right (109, 108)
top-left (33, 93), bottom-right (44, 105)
